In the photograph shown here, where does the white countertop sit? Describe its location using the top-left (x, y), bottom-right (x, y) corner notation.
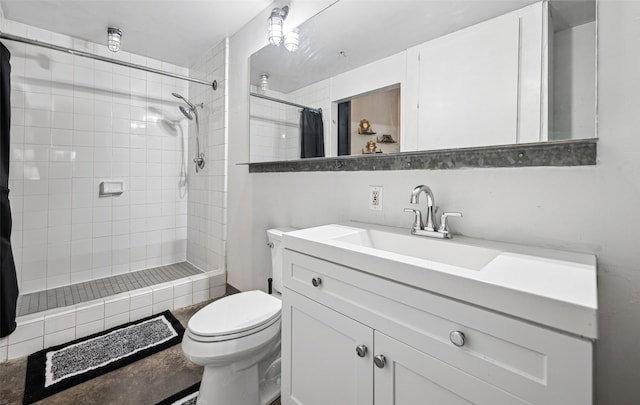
top-left (282, 222), bottom-right (598, 339)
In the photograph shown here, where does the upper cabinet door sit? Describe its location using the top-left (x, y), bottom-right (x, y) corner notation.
top-left (407, 2), bottom-right (546, 151)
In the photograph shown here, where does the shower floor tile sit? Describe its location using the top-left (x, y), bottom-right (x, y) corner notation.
top-left (16, 262), bottom-right (204, 317)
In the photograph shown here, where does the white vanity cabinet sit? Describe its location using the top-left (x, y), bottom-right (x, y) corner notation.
top-left (373, 331), bottom-right (527, 404)
top-left (281, 249), bottom-right (594, 405)
top-left (282, 289), bottom-right (373, 405)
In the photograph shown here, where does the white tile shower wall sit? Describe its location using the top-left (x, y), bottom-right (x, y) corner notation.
top-left (249, 87), bottom-right (291, 162)
top-left (186, 39), bottom-right (227, 273)
top-left (4, 20), bottom-right (190, 293)
top-left (248, 80), bottom-right (330, 162)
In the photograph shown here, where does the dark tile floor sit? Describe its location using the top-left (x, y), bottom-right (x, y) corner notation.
top-left (0, 286), bottom-right (281, 405)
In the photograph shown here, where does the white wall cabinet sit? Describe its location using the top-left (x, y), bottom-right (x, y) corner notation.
top-left (404, 2), bottom-right (548, 151)
top-left (281, 249), bottom-right (593, 405)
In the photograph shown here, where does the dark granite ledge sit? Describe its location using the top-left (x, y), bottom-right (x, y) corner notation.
top-left (247, 138), bottom-right (597, 173)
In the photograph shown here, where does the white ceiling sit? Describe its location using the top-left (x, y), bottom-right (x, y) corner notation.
top-left (0, 0), bottom-right (273, 66)
top-left (250, 0), bottom-right (595, 93)
top-left (0, 0), bottom-right (595, 78)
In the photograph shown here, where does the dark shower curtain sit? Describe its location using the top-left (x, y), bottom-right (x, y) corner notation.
top-left (300, 108), bottom-right (324, 159)
top-left (1, 42), bottom-right (19, 337)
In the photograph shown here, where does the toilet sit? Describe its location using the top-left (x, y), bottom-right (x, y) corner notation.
top-left (181, 228), bottom-right (294, 405)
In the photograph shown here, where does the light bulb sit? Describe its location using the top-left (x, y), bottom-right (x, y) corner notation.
top-left (284, 29), bottom-right (299, 52)
top-left (268, 13), bottom-right (283, 46)
top-left (107, 27), bottom-right (122, 52)
top-left (260, 74), bottom-right (269, 92)
top-left (268, 6), bottom-right (289, 46)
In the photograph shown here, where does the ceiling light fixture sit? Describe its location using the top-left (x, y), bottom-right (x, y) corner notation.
top-left (260, 74), bottom-right (269, 92)
top-left (268, 5), bottom-right (289, 47)
top-left (107, 27), bottom-right (122, 52)
top-left (284, 29), bottom-right (299, 53)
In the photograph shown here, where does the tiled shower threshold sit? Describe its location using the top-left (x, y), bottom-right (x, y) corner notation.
top-left (17, 262), bottom-right (203, 317)
top-left (1, 262), bottom-right (226, 362)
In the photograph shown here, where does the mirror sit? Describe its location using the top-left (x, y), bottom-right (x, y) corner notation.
top-left (249, 0), bottom-right (596, 164)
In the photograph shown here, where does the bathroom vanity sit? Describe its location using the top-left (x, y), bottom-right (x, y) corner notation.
top-left (280, 223), bottom-right (597, 404)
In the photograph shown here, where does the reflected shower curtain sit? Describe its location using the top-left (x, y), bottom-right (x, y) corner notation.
top-left (1, 42), bottom-right (18, 337)
top-left (300, 108), bottom-right (324, 159)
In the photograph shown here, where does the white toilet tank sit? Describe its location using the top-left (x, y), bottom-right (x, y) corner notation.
top-left (267, 227), bottom-right (296, 295)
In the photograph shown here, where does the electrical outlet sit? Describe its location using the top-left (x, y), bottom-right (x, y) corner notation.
top-left (369, 186), bottom-right (383, 211)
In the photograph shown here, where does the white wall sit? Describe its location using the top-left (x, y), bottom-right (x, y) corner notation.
top-left (186, 40), bottom-right (228, 273)
top-left (553, 21), bottom-right (597, 140)
top-left (227, 1), bottom-right (640, 403)
top-left (3, 20), bottom-right (190, 293)
top-left (227, 0), bottom-right (336, 291)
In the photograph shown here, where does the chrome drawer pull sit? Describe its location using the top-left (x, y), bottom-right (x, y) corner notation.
top-left (374, 354), bottom-right (386, 368)
top-left (356, 345), bottom-right (368, 358)
top-left (449, 330), bottom-right (466, 347)
top-left (311, 277), bottom-right (322, 287)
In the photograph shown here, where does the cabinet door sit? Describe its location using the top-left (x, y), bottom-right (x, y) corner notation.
top-left (406, 2), bottom-right (545, 150)
top-left (374, 332), bottom-right (529, 405)
top-left (282, 289), bottom-right (374, 405)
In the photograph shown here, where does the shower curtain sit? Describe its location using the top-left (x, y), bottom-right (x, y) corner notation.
top-left (1, 42), bottom-right (19, 337)
top-left (300, 108), bottom-right (324, 159)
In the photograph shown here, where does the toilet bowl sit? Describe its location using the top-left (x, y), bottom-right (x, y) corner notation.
top-left (181, 228), bottom-right (294, 405)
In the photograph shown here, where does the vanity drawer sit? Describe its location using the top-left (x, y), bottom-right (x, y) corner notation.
top-left (283, 249), bottom-right (592, 404)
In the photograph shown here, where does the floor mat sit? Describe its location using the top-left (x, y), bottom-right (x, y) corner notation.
top-left (23, 310), bottom-right (184, 404)
top-left (156, 382), bottom-right (200, 405)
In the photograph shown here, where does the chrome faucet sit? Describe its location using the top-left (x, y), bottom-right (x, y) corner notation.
top-left (404, 185), bottom-right (462, 239)
top-left (410, 185), bottom-right (437, 231)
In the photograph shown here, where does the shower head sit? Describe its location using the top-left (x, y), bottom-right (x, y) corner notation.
top-left (179, 105), bottom-right (194, 120)
top-left (171, 92), bottom-right (195, 109)
top-left (172, 92), bottom-right (203, 121)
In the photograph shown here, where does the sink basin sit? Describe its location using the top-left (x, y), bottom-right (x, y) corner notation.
top-left (333, 228), bottom-right (501, 271)
top-left (283, 222), bottom-right (598, 339)
top-left (282, 222), bottom-right (598, 339)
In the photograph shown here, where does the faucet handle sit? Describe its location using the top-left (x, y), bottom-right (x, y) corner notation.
top-left (439, 212), bottom-right (463, 237)
top-left (404, 208), bottom-right (423, 231)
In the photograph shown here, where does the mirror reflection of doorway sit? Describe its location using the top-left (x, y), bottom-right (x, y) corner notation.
top-left (338, 101), bottom-right (351, 156)
top-left (336, 86), bottom-right (400, 156)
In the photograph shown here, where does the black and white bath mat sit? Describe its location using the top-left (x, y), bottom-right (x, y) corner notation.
top-left (23, 310), bottom-right (185, 404)
top-left (156, 382), bottom-right (200, 405)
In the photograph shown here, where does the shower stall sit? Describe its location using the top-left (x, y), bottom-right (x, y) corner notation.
top-left (0, 20), bottom-right (228, 360)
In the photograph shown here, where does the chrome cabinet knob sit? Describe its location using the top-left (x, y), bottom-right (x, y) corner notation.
top-left (311, 277), bottom-right (322, 287)
top-left (373, 354), bottom-right (386, 368)
top-left (356, 345), bottom-right (368, 358)
top-left (449, 330), bottom-right (466, 347)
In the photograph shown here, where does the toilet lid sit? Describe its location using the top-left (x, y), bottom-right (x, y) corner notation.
top-left (188, 290), bottom-right (282, 337)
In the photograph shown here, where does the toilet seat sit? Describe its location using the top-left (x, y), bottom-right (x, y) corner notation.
top-left (187, 290), bottom-right (281, 342)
